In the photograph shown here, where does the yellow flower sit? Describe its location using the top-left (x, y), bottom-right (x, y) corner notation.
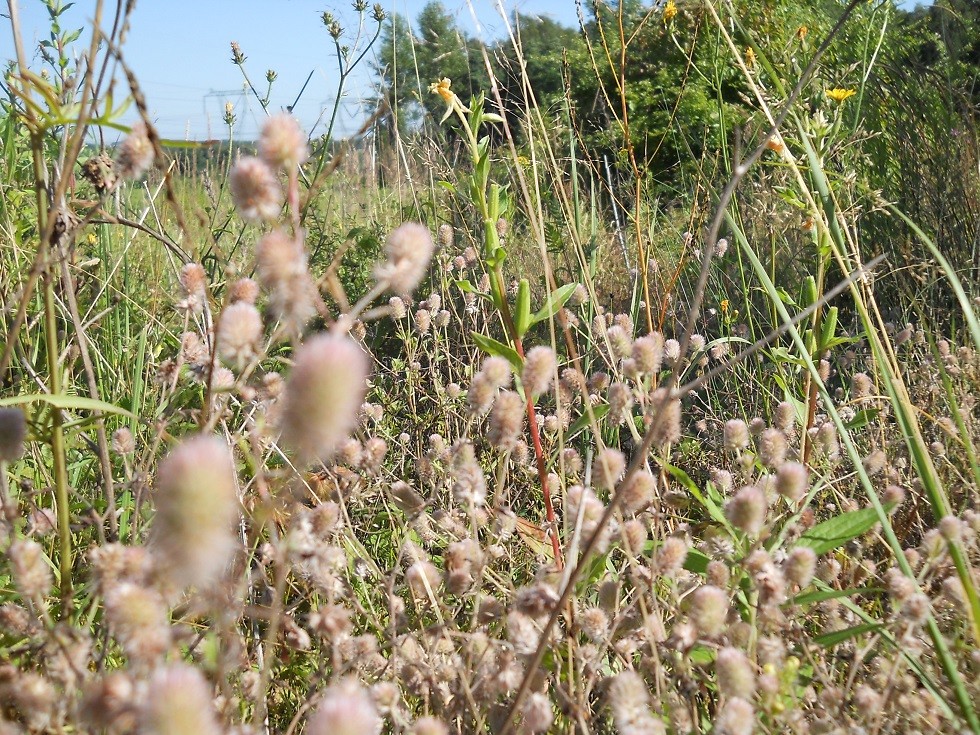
top-left (429, 78), bottom-right (454, 104)
top-left (86, 232), bottom-right (97, 246)
top-left (663, 0), bottom-right (678, 23)
top-left (796, 25), bottom-right (808, 41)
top-left (745, 46), bottom-right (756, 68)
top-left (720, 299), bottom-right (730, 314)
top-left (826, 87), bottom-right (857, 103)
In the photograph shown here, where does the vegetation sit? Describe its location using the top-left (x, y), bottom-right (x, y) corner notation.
top-left (1, 0), bottom-right (979, 734)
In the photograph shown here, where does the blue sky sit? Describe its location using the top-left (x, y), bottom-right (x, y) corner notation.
top-left (2, 0), bottom-right (930, 141)
top-left (1, 0), bottom-right (579, 140)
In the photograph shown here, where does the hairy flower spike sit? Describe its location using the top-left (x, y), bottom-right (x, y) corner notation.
top-left (259, 113), bottom-right (309, 170)
top-left (280, 334), bottom-right (368, 464)
top-left (375, 223), bottom-right (435, 296)
top-left (607, 670), bottom-right (666, 735)
top-left (140, 665), bottom-right (222, 735)
top-left (716, 647), bottom-right (755, 700)
top-left (688, 585), bottom-right (728, 637)
top-left (218, 301), bottom-right (263, 369)
top-left (522, 346), bottom-right (556, 398)
top-left (230, 156), bottom-right (283, 223)
top-left (489, 390), bottom-right (525, 452)
top-left (115, 122), bottom-right (154, 180)
top-left (724, 419), bottom-right (749, 452)
top-left (726, 485), bottom-right (767, 535)
top-left (152, 435), bottom-right (240, 589)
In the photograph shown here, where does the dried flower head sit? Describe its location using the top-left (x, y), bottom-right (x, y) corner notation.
top-left (725, 485), bottom-right (767, 535)
top-left (218, 301), bottom-right (263, 368)
top-left (713, 697), bottom-right (754, 735)
top-left (775, 461), bottom-right (808, 502)
top-left (151, 435), bottom-right (240, 589)
top-left (522, 346), bottom-right (556, 398)
top-left (140, 664), bottom-right (221, 735)
top-left (607, 670), bottom-right (666, 735)
top-left (489, 390), bottom-right (525, 452)
top-left (115, 122), bottom-right (154, 180)
top-left (716, 647), bottom-right (755, 700)
top-left (230, 156), bottom-right (282, 223)
top-left (617, 469), bottom-right (656, 515)
top-left (375, 223), bottom-right (435, 295)
top-left (595, 447), bottom-right (626, 491)
top-left (723, 419), bottom-right (749, 452)
top-left (9, 539), bottom-right (52, 599)
top-left (259, 113), bottom-right (309, 169)
top-left (229, 277), bottom-right (260, 304)
top-left (687, 585), bottom-right (728, 637)
top-left (280, 334), bottom-right (368, 464)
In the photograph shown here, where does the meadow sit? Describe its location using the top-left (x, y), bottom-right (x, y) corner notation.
top-left (1, 0), bottom-right (979, 733)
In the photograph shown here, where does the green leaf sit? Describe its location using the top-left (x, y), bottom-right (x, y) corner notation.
top-left (437, 180), bottom-right (456, 194)
top-left (530, 283), bottom-right (577, 326)
top-left (0, 393), bottom-right (136, 419)
top-left (819, 306), bottom-right (839, 350)
top-left (566, 404), bottom-right (610, 439)
top-left (813, 622), bottom-right (881, 648)
top-left (683, 548), bottom-right (710, 575)
top-left (844, 409), bottom-right (880, 431)
top-left (470, 332), bottom-right (522, 372)
top-left (797, 506), bottom-right (891, 556)
top-left (665, 464), bottom-right (732, 531)
top-left (515, 279), bottom-right (532, 337)
top-left (789, 587), bottom-right (883, 607)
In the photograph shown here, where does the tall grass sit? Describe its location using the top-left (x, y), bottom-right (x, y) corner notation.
top-left (0, 0), bottom-right (978, 733)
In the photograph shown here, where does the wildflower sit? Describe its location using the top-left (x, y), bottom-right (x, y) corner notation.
top-left (725, 485), bottom-right (767, 535)
top-left (115, 122), bottom-right (154, 180)
top-left (796, 25), bottom-right (808, 40)
top-left (375, 223), bottom-right (435, 296)
top-left (411, 717), bottom-right (448, 735)
top-left (229, 277), bottom-right (259, 304)
top-left (580, 607), bottom-right (610, 642)
top-left (259, 113), bottom-right (308, 170)
top-left (757, 428), bottom-right (787, 468)
top-left (607, 670), bottom-right (666, 735)
top-left (103, 582), bottom-right (171, 663)
top-left (522, 346), bottom-right (556, 398)
top-left (429, 77), bottom-right (454, 104)
top-left (178, 263), bottom-right (208, 313)
top-left (713, 697), bottom-right (754, 735)
top-left (720, 299), bottom-right (730, 314)
top-left (280, 334), bottom-right (368, 464)
top-left (522, 693), bottom-right (554, 733)
top-left (716, 647), bottom-right (755, 700)
top-left (649, 388), bottom-right (681, 446)
top-left (827, 87), bottom-right (857, 103)
top-left (654, 536), bottom-right (688, 577)
top-left (0, 407), bottom-right (26, 462)
top-left (784, 546), bottom-right (817, 588)
top-left (594, 447), bottom-right (625, 491)
top-left (152, 435), bottom-right (240, 590)
top-left (632, 332), bottom-right (664, 374)
top-left (724, 419), bottom-right (749, 452)
top-left (617, 468), bottom-right (656, 515)
top-left (9, 539), bottom-right (52, 599)
top-left (230, 156), bottom-right (283, 223)
top-left (775, 461), bottom-right (808, 502)
top-left (662, 0), bottom-right (677, 23)
top-left (218, 301), bottom-right (263, 368)
top-left (140, 664), bottom-right (222, 735)
top-left (745, 46), bottom-right (756, 68)
top-left (687, 584), bottom-right (728, 637)
top-left (487, 390), bottom-right (524, 453)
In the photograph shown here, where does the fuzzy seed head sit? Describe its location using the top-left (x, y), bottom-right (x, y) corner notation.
top-left (649, 388), bottom-right (682, 447)
top-left (655, 536), bottom-right (688, 578)
top-left (632, 332), bottom-right (664, 375)
top-left (723, 420), bottom-right (749, 452)
top-left (595, 447), bottom-right (626, 491)
top-left (0, 408), bottom-right (26, 462)
top-left (617, 469), bottom-right (656, 515)
top-left (784, 546), bottom-right (816, 588)
top-left (522, 692), bottom-right (554, 734)
top-left (218, 301), bottom-right (263, 368)
top-left (725, 485), bottom-right (766, 535)
top-left (489, 390), bottom-right (525, 452)
top-left (716, 647), bottom-right (755, 700)
top-left (111, 427), bottom-right (135, 455)
top-left (411, 717), bottom-right (449, 735)
top-left (850, 372), bottom-right (873, 398)
top-left (152, 435), bottom-right (239, 589)
top-left (115, 122), bottom-right (154, 180)
top-left (713, 697), bottom-right (754, 735)
top-left (103, 582), bottom-right (171, 663)
top-left (230, 156), bottom-right (282, 222)
top-left (259, 113), bottom-right (309, 169)
top-left (688, 585), bottom-right (728, 637)
top-left (375, 223), bottom-right (435, 295)
top-left (775, 461), bottom-right (808, 502)
top-left (280, 334), bottom-right (368, 464)
top-left (607, 670), bottom-right (666, 735)
top-left (9, 539), bottom-right (52, 599)
top-left (229, 277), bottom-right (260, 304)
top-left (522, 346), bottom-right (556, 398)
top-left (140, 664), bottom-right (221, 735)
top-left (757, 428), bottom-right (787, 468)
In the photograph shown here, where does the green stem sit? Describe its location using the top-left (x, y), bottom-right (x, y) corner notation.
top-left (44, 269), bottom-right (72, 612)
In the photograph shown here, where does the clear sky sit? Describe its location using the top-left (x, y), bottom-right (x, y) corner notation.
top-left (0, 0), bottom-right (580, 141)
top-left (1, 0), bottom-right (930, 142)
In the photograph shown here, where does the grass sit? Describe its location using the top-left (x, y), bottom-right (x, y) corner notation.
top-left (0, 0), bottom-right (979, 734)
